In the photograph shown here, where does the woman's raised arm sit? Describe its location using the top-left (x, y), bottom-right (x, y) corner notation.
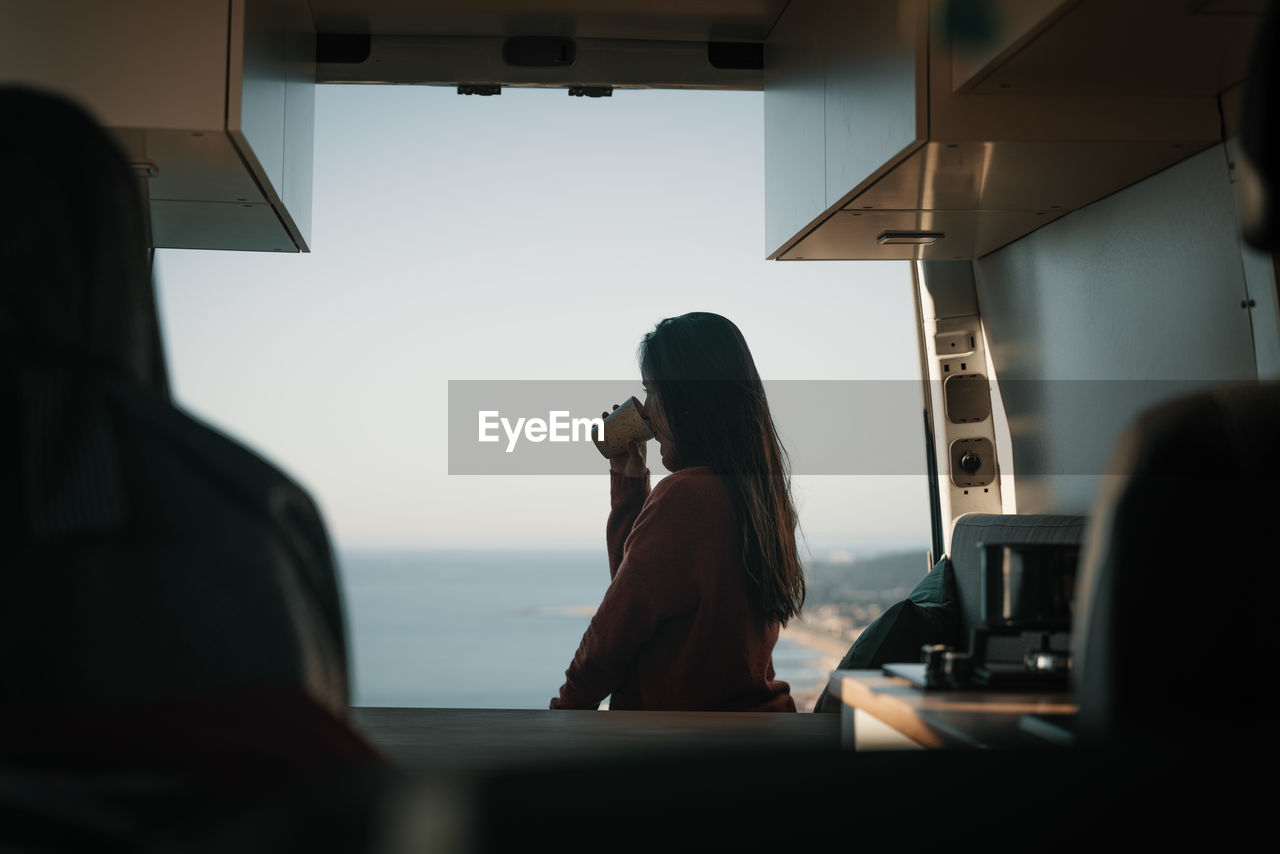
top-left (551, 474), bottom-right (702, 709)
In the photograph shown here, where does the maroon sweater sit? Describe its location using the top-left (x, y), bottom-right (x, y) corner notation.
top-left (551, 466), bottom-right (795, 712)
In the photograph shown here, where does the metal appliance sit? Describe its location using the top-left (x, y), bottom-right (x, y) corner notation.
top-left (969, 542), bottom-right (1079, 687)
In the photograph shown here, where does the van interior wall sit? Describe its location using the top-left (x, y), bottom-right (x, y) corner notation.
top-left (972, 143), bottom-right (1267, 515)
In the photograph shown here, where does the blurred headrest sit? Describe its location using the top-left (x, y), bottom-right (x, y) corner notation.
top-left (0, 86), bottom-right (167, 397)
top-left (1239, 1), bottom-right (1280, 251)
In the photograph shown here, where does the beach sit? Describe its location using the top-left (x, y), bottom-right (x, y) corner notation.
top-left (778, 619), bottom-right (854, 712)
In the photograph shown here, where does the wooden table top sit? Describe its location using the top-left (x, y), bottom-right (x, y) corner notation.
top-left (826, 669), bottom-right (1077, 749)
top-left (351, 707), bottom-right (842, 773)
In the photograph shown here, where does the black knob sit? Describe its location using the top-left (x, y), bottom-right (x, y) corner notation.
top-left (960, 452), bottom-right (982, 474)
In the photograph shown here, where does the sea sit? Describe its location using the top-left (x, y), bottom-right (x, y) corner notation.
top-left (338, 549), bottom-right (835, 709)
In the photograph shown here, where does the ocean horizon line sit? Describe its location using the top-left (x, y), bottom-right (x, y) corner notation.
top-left (336, 541), bottom-right (929, 558)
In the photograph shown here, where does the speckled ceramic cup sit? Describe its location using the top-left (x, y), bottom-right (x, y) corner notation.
top-left (594, 396), bottom-right (654, 458)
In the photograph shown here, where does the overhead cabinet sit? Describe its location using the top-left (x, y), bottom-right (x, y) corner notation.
top-left (764, 0), bottom-right (1264, 260)
top-left (0, 0), bottom-right (315, 252)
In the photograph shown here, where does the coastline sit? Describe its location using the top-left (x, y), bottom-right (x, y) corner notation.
top-left (778, 619), bottom-right (853, 713)
top-left (779, 620), bottom-right (852, 659)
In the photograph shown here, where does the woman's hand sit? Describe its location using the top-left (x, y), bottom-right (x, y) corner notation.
top-left (599, 406), bottom-right (647, 478)
top-left (613, 437), bottom-right (647, 478)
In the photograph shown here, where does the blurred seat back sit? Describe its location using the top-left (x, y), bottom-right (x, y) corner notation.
top-left (1072, 385), bottom-right (1280, 744)
top-left (1, 87), bottom-right (361, 771)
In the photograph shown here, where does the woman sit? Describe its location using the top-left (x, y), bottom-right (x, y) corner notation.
top-left (551, 312), bottom-right (805, 711)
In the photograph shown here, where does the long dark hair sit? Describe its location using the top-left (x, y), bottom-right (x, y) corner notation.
top-left (639, 312), bottom-right (805, 625)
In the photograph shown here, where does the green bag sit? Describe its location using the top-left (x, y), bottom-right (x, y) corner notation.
top-left (811, 556), bottom-right (960, 712)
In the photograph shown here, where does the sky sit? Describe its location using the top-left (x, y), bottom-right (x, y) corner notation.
top-left (154, 84), bottom-right (931, 554)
